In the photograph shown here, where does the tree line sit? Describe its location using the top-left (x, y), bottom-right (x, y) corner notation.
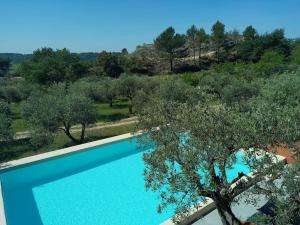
top-left (154, 21), bottom-right (294, 72)
top-left (1, 21), bottom-right (299, 80)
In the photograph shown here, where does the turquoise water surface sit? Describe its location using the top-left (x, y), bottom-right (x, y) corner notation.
top-left (0, 137), bottom-right (251, 225)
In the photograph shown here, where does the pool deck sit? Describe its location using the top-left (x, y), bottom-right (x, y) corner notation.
top-left (0, 182), bottom-right (6, 225)
top-left (161, 152), bottom-right (286, 225)
top-left (192, 188), bottom-right (269, 225)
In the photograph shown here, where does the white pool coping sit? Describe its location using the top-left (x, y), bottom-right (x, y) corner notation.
top-left (0, 131), bottom-right (143, 172)
top-left (0, 182), bottom-right (6, 225)
top-left (0, 132), bottom-right (286, 225)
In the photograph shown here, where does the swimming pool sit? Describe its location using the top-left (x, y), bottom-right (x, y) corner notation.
top-left (0, 134), bottom-right (251, 225)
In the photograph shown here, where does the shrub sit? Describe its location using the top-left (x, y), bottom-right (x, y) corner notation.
top-left (222, 80), bottom-right (259, 104)
top-left (253, 51), bottom-right (287, 76)
top-left (0, 100), bottom-right (11, 115)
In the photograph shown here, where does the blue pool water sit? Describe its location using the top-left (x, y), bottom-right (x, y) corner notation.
top-left (0, 137), bottom-right (251, 225)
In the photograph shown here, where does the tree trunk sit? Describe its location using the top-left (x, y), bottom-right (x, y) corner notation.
top-left (216, 44), bottom-right (220, 63)
top-left (129, 98), bottom-right (133, 114)
top-left (64, 127), bottom-right (81, 144)
top-left (169, 55), bottom-right (173, 72)
top-left (193, 48), bottom-right (196, 65)
top-left (214, 199), bottom-right (242, 225)
top-left (109, 98), bottom-right (113, 107)
top-left (129, 104), bottom-right (133, 114)
top-left (198, 46), bottom-right (202, 68)
top-left (80, 124), bottom-right (86, 142)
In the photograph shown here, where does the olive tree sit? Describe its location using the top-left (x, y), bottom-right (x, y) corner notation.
top-left (0, 100), bottom-right (13, 141)
top-left (23, 83), bottom-right (97, 146)
top-left (259, 71), bottom-right (300, 107)
top-left (99, 78), bottom-right (118, 107)
top-left (222, 80), bottom-right (259, 105)
top-left (69, 78), bottom-right (103, 102)
top-left (137, 92), bottom-right (297, 225)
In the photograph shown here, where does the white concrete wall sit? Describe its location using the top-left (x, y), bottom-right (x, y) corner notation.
top-left (0, 182), bottom-right (7, 225)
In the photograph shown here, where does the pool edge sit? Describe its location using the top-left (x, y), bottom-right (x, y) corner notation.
top-left (0, 131), bottom-right (143, 173)
top-left (0, 181), bottom-right (7, 225)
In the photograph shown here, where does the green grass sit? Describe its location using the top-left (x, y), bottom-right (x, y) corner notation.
top-left (1, 99), bottom-right (133, 163)
top-left (0, 123), bottom-right (137, 163)
top-left (10, 100), bottom-right (130, 133)
top-left (10, 102), bottom-right (28, 132)
top-left (94, 99), bottom-right (130, 122)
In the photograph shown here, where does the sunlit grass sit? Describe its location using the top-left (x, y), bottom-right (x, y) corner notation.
top-left (10, 100), bottom-right (130, 132)
top-left (0, 123), bottom-right (137, 163)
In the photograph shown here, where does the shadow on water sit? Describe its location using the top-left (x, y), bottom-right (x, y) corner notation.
top-left (4, 188), bottom-right (44, 225)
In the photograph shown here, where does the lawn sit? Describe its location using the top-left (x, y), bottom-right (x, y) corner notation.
top-left (2, 98), bottom-right (133, 163)
top-left (11, 102), bottom-right (28, 132)
top-left (94, 99), bottom-right (130, 122)
top-left (10, 100), bottom-right (130, 133)
top-left (0, 123), bottom-right (137, 163)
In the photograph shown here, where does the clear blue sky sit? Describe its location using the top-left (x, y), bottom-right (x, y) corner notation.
top-left (0, 0), bottom-right (299, 53)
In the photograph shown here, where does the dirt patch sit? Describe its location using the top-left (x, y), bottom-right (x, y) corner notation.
top-left (268, 143), bottom-right (299, 164)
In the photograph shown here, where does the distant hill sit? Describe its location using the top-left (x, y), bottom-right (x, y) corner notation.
top-left (0, 53), bottom-right (32, 64)
top-left (77, 52), bottom-right (99, 62)
top-left (0, 52), bottom-right (99, 64)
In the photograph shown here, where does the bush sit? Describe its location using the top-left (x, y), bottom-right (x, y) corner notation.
top-left (0, 100), bottom-right (11, 115)
top-left (157, 79), bottom-right (204, 104)
top-left (291, 40), bottom-right (300, 64)
top-left (173, 64), bottom-right (201, 74)
top-left (70, 79), bottom-right (103, 102)
top-left (0, 85), bottom-right (23, 103)
top-left (253, 51), bottom-right (287, 76)
top-left (0, 112), bottom-right (13, 141)
top-left (181, 72), bottom-right (202, 86)
top-left (200, 73), bottom-right (234, 98)
top-left (222, 80), bottom-right (259, 104)
top-left (260, 71), bottom-right (300, 106)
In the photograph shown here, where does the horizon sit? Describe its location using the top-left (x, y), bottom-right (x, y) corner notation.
top-left (1, 0), bottom-right (300, 54)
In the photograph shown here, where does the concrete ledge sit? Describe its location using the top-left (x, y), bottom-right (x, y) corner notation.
top-left (0, 182), bottom-right (7, 225)
top-left (161, 198), bottom-right (216, 225)
top-left (0, 131), bottom-right (142, 173)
